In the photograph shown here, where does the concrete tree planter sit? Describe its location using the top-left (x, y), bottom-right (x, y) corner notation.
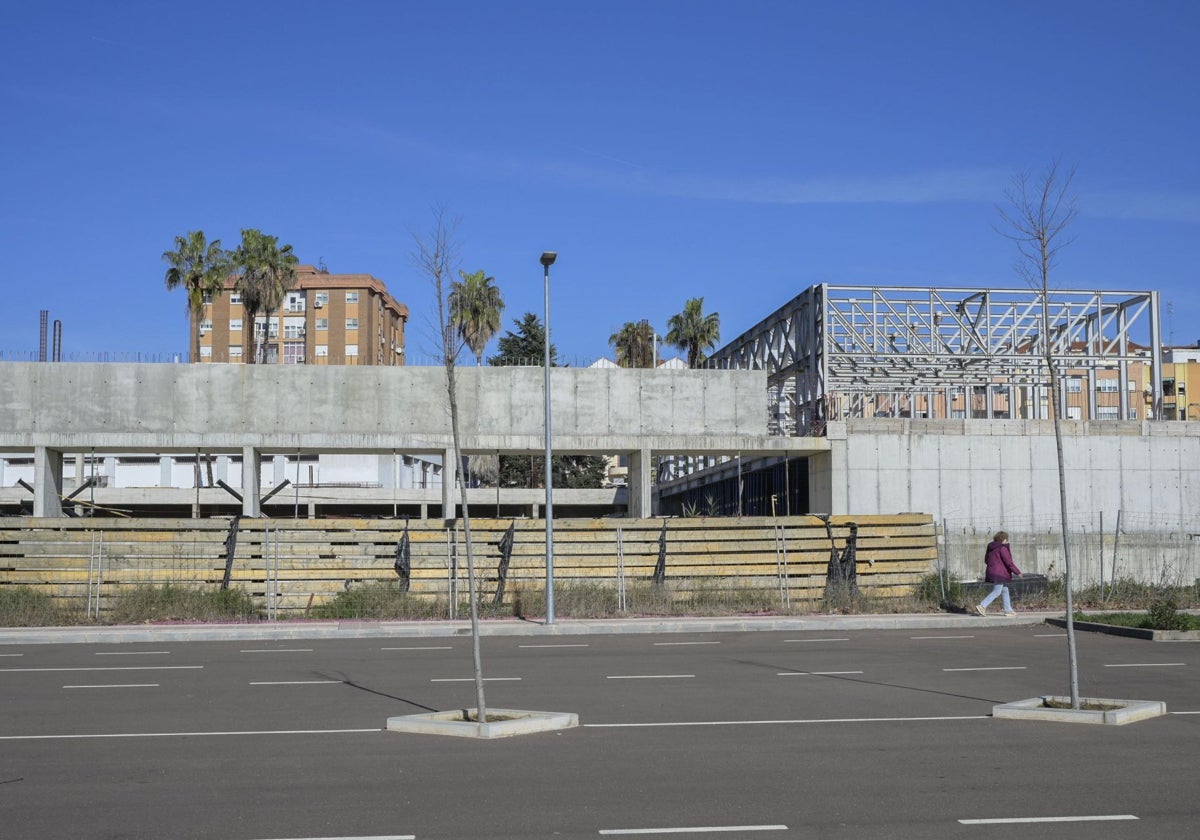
top-left (387, 708), bottom-right (579, 739)
top-left (993, 696), bottom-right (1166, 725)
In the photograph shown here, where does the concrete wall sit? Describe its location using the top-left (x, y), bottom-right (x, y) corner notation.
top-left (0, 362), bottom-right (775, 453)
top-left (822, 418), bottom-right (1200, 528)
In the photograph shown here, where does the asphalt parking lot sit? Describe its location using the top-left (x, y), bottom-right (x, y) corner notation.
top-left (1, 620), bottom-right (1197, 840)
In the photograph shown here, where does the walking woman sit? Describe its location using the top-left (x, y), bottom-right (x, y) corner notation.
top-left (975, 531), bottom-right (1022, 617)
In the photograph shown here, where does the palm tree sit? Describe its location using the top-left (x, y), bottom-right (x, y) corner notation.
top-left (162, 231), bottom-right (232, 363)
top-left (449, 269), bottom-right (505, 365)
top-left (609, 320), bottom-right (656, 368)
top-left (665, 297), bottom-right (721, 368)
top-left (232, 229), bottom-right (299, 363)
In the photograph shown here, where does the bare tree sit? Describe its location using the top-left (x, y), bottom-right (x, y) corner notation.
top-left (997, 161), bottom-right (1081, 708)
top-left (411, 207), bottom-right (487, 723)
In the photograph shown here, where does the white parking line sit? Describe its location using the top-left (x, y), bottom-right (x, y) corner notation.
top-left (63, 684), bottom-right (159, 689)
top-left (959, 815), bottom-right (1137, 824)
top-left (381, 646), bottom-right (453, 651)
top-left (0, 666), bottom-right (202, 673)
top-left (240, 649), bottom-right (314, 653)
top-left (250, 835), bottom-right (415, 840)
top-left (250, 680), bottom-right (343, 686)
top-left (430, 677), bottom-right (522, 682)
top-left (653, 641), bottom-right (720, 646)
top-left (911, 635), bottom-right (975, 640)
top-left (1035, 633), bottom-right (1066, 637)
top-left (1172, 710), bottom-right (1200, 715)
top-left (0, 728), bottom-right (382, 741)
top-left (943, 666), bottom-right (1027, 672)
top-left (519, 644), bottom-right (589, 648)
top-left (250, 835), bottom-right (414, 840)
top-left (1103, 663), bottom-right (1185, 668)
top-left (778, 671), bottom-right (863, 676)
top-left (600, 825), bottom-right (787, 835)
top-left (585, 715), bottom-right (989, 728)
top-left (0, 653), bottom-right (25, 657)
top-left (607, 674), bottom-right (695, 680)
top-left (783, 638), bottom-right (848, 643)
top-left (95, 651), bottom-right (170, 656)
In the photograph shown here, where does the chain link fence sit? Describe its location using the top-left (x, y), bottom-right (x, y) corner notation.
top-left (939, 511), bottom-right (1200, 589)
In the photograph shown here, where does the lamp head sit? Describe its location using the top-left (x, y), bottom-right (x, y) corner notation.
top-left (540, 251), bottom-right (557, 268)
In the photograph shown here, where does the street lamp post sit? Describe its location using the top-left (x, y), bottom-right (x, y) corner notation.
top-left (540, 251), bottom-right (557, 625)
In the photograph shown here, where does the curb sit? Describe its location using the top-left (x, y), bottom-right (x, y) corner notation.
top-left (0, 612), bottom-right (1061, 645)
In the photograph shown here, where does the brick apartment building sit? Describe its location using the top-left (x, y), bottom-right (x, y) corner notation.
top-left (196, 265), bottom-right (408, 365)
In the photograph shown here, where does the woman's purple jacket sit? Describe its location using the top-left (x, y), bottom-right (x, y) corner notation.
top-left (984, 540), bottom-right (1022, 583)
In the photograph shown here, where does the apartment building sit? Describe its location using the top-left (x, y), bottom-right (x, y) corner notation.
top-left (196, 265), bottom-right (408, 365)
top-left (1162, 344), bottom-right (1200, 421)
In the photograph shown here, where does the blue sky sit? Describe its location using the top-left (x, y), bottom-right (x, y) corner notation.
top-left (2, 1), bottom-right (1197, 364)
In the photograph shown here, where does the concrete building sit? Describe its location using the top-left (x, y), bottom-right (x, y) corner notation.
top-left (1162, 344), bottom-right (1200, 421)
top-left (197, 265), bottom-right (408, 366)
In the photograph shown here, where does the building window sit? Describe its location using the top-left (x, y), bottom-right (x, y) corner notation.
top-left (346, 318), bottom-right (359, 331)
top-left (1066, 377), bottom-right (1082, 393)
top-left (1096, 379), bottom-right (1119, 393)
top-left (314, 292), bottom-right (329, 307)
top-left (346, 344), bottom-right (358, 357)
top-left (254, 319), bottom-right (278, 338)
top-left (283, 342), bottom-right (305, 364)
top-left (200, 346), bottom-right (212, 358)
top-left (230, 293), bottom-right (242, 305)
top-left (345, 291), bottom-right (359, 303)
top-left (229, 319), bottom-right (242, 331)
top-left (283, 322), bottom-right (305, 339)
top-left (315, 345), bottom-right (329, 357)
top-left (1066, 406), bottom-right (1082, 420)
top-left (315, 318), bottom-right (329, 331)
top-left (199, 319), bottom-right (213, 333)
top-left (1096, 406), bottom-right (1120, 419)
top-left (202, 293), bottom-right (213, 304)
top-left (285, 292), bottom-right (305, 313)
top-left (230, 346), bottom-right (243, 358)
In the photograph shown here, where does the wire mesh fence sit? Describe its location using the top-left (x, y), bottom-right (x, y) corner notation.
top-left (940, 510), bottom-right (1200, 589)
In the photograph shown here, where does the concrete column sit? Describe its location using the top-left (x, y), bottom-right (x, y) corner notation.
top-left (441, 448), bottom-right (457, 519)
top-left (33, 446), bottom-right (64, 518)
top-left (627, 448), bottom-right (653, 518)
top-left (273, 455), bottom-right (286, 487)
top-left (242, 446), bottom-right (261, 518)
top-left (159, 456), bottom-right (172, 487)
top-left (808, 422), bottom-right (848, 515)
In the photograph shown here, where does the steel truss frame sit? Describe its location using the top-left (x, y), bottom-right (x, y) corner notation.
top-left (707, 284), bottom-right (1161, 434)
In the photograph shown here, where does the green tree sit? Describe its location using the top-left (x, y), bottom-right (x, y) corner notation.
top-left (665, 297), bottom-right (721, 368)
top-left (488, 313), bottom-right (556, 366)
top-left (609, 320), bottom-right (656, 368)
top-left (232, 229), bottom-right (299, 364)
top-left (449, 270), bottom-right (505, 365)
top-left (488, 313), bottom-right (605, 488)
top-left (162, 230), bottom-right (231, 364)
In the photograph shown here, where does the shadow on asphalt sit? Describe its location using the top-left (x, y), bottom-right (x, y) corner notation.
top-left (732, 658), bottom-right (1005, 704)
top-left (313, 670), bottom-right (440, 712)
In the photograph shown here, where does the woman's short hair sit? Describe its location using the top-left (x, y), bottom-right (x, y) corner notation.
top-left (994, 531), bottom-right (1008, 543)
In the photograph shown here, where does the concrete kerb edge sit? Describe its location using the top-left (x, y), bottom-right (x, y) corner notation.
top-left (0, 612), bottom-right (1061, 645)
top-left (993, 696), bottom-right (1168, 725)
top-left (386, 708), bottom-right (579, 739)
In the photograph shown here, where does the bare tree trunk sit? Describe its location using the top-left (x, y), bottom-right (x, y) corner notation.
top-left (1003, 162), bottom-right (1081, 708)
top-left (415, 209), bottom-right (487, 723)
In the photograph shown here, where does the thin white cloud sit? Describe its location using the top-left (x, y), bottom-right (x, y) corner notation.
top-left (1084, 190), bottom-right (1200, 225)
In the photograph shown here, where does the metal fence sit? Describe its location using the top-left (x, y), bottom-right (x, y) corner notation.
top-left (940, 511), bottom-right (1200, 589)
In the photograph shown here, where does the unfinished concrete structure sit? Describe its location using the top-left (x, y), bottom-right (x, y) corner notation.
top-left (0, 362), bottom-right (813, 519)
top-left (706, 284), bottom-right (1161, 433)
